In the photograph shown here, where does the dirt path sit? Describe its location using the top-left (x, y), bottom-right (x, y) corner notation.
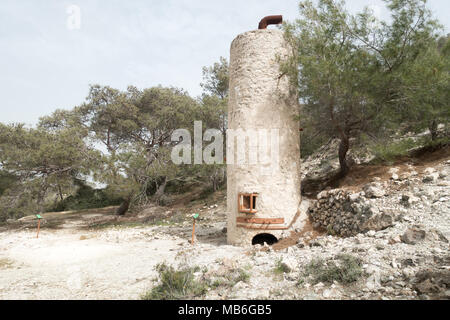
top-left (1, 228), bottom-right (177, 299)
top-left (0, 206), bottom-right (241, 299)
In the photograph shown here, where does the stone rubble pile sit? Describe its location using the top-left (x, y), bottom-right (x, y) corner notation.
top-left (308, 184), bottom-right (396, 237)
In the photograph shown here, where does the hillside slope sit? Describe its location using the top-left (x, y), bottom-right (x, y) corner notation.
top-left (0, 147), bottom-right (448, 300)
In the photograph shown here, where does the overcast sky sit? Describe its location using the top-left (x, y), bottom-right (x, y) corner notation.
top-left (1, 0), bottom-right (449, 125)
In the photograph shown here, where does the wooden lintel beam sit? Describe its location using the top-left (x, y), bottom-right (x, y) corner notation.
top-left (236, 223), bottom-right (288, 230)
top-left (236, 217), bottom-right (285, 224)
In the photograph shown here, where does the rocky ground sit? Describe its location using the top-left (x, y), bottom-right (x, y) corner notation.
top-left (0, 147), bottom-right (448, 300)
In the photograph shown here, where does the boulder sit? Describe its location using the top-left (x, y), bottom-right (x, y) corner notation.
top-left (401, 193), bottom-right (420, 206)
top-left (363, 183), bottom-right (385, 198)
top-left (366, 272), bottom-right (381, 291)
top-left (401, 227), bottom-right (426, 245)
top-left (423, 167), bottom-right (436, 174)
top-left (362, 212), bottom-right (394, 232)
top-left (317, 190), bottom-right (329, 199)
top-left (422, 172), bottom-right (439, 183)
top-left (414, 279), bottom-right (443, 295)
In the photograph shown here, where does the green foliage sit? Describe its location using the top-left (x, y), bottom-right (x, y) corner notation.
top-left (196, 58), bottom-right (229, 192)
top-left (209, 267), bottom-right (251, 289)
top-left (301, 254), bottom-right (365, 285)
top-left (141, 263), bottom-right (208, 300)
top-left (371, 138), bottom-right (419, 163)
top-left (423, 135), bottom-right (450, 148)
top-left (233, 267), bottom-right (251, 284)
top-left (283, 0), bottom-right (447, 173)
top-left (45, 85), bottom-right (202, 211)
top-left (326, 224), bottom-right (336, 236)
top-left (370, 132), bottom-right (450, 164)
top-left (0, 123), bottom-right (100, 219)
top-left (397, 35), bottom-right (450, 138)
top-left (2, 55), bottom-right (232, 217)
top-left (0, 171), bottom-right (17, 197)
top-left (197, 180), bottom-right (226, 201)
top-left (274, 258), bottom-right (292, 275)
top-left (0, 184), bottom-right (39, 221)
top-left (200, 56), bottom-right (229, 99)
top-left (47, 180), bottom-right (122, 212)
top-left (300, 117), bottom-right (331, 158)
top-left (0, 124), bottom-right (97, 179)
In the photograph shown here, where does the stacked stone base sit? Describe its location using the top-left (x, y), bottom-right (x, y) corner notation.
top-left (308, 189), bottom-right (394, 237)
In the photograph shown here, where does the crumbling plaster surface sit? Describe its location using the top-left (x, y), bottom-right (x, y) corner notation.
top-left (227, 29), bottom-right (303, 246)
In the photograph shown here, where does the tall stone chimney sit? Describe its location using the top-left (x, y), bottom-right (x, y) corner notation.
top-left (227, 19), bottom-right (304, 246)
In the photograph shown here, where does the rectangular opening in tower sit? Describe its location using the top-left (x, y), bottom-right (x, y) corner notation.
top-left (238, 193), bottom-right (258, 214)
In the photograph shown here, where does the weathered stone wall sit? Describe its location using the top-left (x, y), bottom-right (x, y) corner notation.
top-left (227, 29), bottom-right (303, 246)
top-left (308, 186), bottom-right (395, 237)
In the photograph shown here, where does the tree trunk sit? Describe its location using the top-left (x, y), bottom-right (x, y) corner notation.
top-left (154, 177), bottom-right (167, 204)
top-left (429, 120), bottom-right (438, 141)
top-left (116, 197), bottom-right (131, 216)
top-left (212, 178), bottom-right (218, 192)
top-left (58, 184), bottom-right (64, 202)
top-left (328, 98), bottom-right (350, 177)
top-left (37, 179), bottom-right (49, 214)
top-left (338, 135), bottom-right (350, 177)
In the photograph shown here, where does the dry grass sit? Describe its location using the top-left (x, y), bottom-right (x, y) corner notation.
top-left (0, 258), bottom-right (14, 269)
top-left (299, 254), bottom-right (365, 285)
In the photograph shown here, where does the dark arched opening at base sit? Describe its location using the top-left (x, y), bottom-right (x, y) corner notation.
top-left (252, 233), bottom-right (278, 246)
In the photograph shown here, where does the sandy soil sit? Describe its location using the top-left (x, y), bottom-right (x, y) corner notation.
top-left (1, 229), bottom-right (173, 299)
top-left (0, 205), bottom-right (242, 300)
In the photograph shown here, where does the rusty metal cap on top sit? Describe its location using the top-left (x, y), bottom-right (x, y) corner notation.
top-left (258, 15), bottom-right (283, 29)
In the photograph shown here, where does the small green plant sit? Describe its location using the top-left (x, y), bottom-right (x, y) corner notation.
top-left (326, 225), bottom-right (335, 236)
top-left (141, 263), bottom-right (208, 300)
top-left (209, 267), bottom-right (250, 289)
top-left (210, 278), bottom-right (226, 289)
top-left (423, 135), bottom-right (450, 149)
top-left (274, 258), bottom-right (291, 275)
top-left (234, 268), bottom-right (250, 283)
top-left (371, 138), bottom-right (419, 164)
top-left (301, 254), bottom-right (365, 285)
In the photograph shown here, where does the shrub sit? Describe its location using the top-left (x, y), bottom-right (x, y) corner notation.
top-left (141, 263), bottom-right (208, 300)
top-left (274, 258), bottom-right (291, 275)
top-left (371, 138), bottom-right (419, 164)
top-left (233, 268), bottom-right (250, 283)
top-left (209, 267), bottom-right (250, 289)
top-left (0, 171), bottom-right (17, 197)
top-left (422, 135), bottom-right (450, 149)
top-left (300, 128), bottom-right (329, 159)
top-left (301, 254), bottom-right (365, 285)
top-left (0, 185), bottom-right (38, 221)
top-left (47, 181), bottom-right (122, 212)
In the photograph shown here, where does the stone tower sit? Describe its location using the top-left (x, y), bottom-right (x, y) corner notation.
top-left (226, 17), bottom-right (304, 246)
